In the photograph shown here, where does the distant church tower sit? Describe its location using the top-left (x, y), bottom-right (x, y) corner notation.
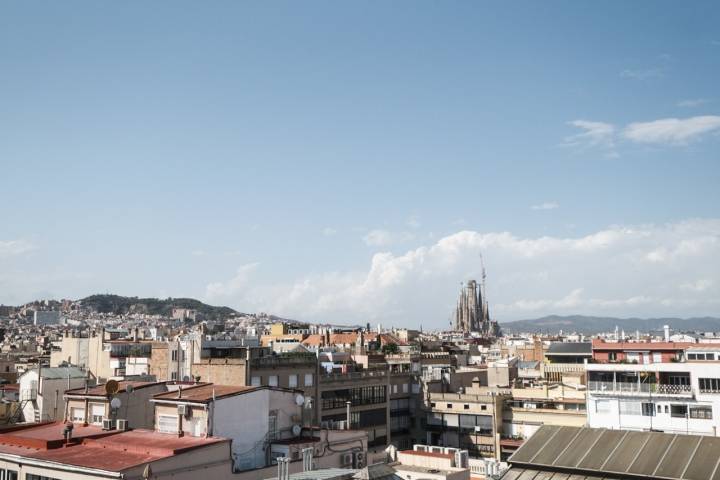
top-left (453, 256), bottom-right (498, 335)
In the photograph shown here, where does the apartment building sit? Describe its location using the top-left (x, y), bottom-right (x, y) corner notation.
top-left (592, 338), bottom-right (694, 363)
top-left (64, 380), bottom-right (166, 429)
top-left (18, 366), bottom-right (87, 423)
top-left (151, 383), bottom-right (336, 473)
top-left (587, 345), bottom-right (720, 436)
top-left (318, 368), bottom-right (391, 452)
top-left (424, 379), bottom-right (508, 460)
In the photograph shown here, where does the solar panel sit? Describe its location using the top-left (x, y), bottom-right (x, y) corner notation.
top-left (654, 435), bottom-right (702, 479)
top-left (682, 436), bottom-right (720, 480)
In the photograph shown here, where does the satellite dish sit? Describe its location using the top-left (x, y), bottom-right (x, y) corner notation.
top-left (292, 424), bottom-right (302, 436)
top-left (105, 380), bottom-right (120, 395)
top-left (126, 384), bottom-right (134, 394)
top-left (110, 397), bottom-right (122, 409)
top-left (295, 394), bottom-right (305, 406)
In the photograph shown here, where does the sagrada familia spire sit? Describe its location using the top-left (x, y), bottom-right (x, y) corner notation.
top-left (454, 280), bottom-right (489, 332)
top-left (453, 258), bottom-right (500, 336)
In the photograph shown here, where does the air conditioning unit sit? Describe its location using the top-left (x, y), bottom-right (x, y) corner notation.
top-left (353, 452), bottom-right (365, 469)
top-left (116, 419), bottom-right (128, 431)
top-left (177, 404), bottom-right (190, 417)
top-left (102, 418), bottom-right (115, 431)
top-left (341, 453), bottom-right (353, 466)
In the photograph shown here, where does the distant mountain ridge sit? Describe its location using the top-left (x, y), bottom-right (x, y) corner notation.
top-left (501, 315), bottom-right (720, 334)
top-left (80, 294), bottom-right (239, 320)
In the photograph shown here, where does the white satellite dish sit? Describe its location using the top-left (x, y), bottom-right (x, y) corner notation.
top-left (292, 424), bottom-right (302, 436)
top-left (110, 397), bottom-right (122, 409)
top-left (295, 394), bottom-right (305, 406)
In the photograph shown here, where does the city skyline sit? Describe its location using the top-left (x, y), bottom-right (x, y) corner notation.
top-left (1, 2), bottom-right (719, 327)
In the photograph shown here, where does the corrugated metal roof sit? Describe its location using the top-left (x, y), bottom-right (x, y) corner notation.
top-left (508, 426), bottom-right (720, 480)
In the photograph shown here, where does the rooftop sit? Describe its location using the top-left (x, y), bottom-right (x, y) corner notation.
top-left (546, 342), bottom-right (592, 356)
top-left (0, 422), bottom-right (111, 451)
top-left (152, 384), bottom-right (292, 403)
top-left (29, 429), bottom-right (228, 472)
top-left (65, 381), bottom-right (162, 397)
top-left (509, 425), bottom-right (720, 480)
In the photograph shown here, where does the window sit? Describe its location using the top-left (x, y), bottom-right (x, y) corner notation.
top-left (158, 415), bottom-right (178, 433)
top-left (657, 404), bottom-right (662, 413)
top-left (171, 371), bottom-right (178, 381)
top-left (90, 403), bottom-right (105, 425)
top-left (403, 383), bottom-right (409, 393)
top-left (304, 373), bottom-right (314, 386)
top-left (653, 353), bottom-right (662, 363)
top-left (700, 378), bottom-right (720, 393)
top-left (71, 407), bottom-right (85, 422)
top-left (642, 402), bottom-right (655, 417)
top-left (171, 350), bottom-right (178, 361)
top-left (665, 405), bottom-right (669, 414)
top-left (447, 403), bottom-right (453, 409)
top-left (620, 401), bottom-right (641, 415)
top-left (393, 385), bottom-right (398, 394)
top-left (27, 475), bottom-right (60, 480)
top-left (596, 400), bottom-right (611, 413)
top-left (464, 404), bottom-right (470, 410)
top-left (251, 376), bottom-right (261, 386)
top-left (430, 402), bottom-right (436, 408)
top-left (289, 374), bottom-right (298, 388)
top-left (690, 406), bottom-right (713, 419)
top-left (481, 405), bottom-right (487, 411)
top-left (268, 375), bottom-right (279, 387)
top-left (608, 352), bottom-right (617, 361)
top-left (670, 405), bottom-right (688, 418)
top-left (6, 471), bottom-right (18, 480)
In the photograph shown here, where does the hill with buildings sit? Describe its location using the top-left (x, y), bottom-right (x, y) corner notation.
top-left (79, 294), bottom-right (239, 319)
top-left (501, 315), bottom-right (720, 334)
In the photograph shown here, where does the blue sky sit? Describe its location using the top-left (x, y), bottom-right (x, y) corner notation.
top-left (1, 2), bottom-right (719, 327)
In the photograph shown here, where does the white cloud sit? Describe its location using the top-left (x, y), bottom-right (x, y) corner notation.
top-left (677, 98), bottom-right (709, 108)
top-left (563, 120), bottom-right (615, 148)
top-left (322, 227), bottom-right (338, 236)
top-left (0, 240), bottom-right (36, 258)
top-left (204, 219), bottom-right (720, 327)
top-left (531, 202), bottom-right (559, 211)
top-left (623, 116), bottom-right (720, 145)
top-left (205, 263), bottom-right (259, 299)
top-left (362, 229), bottom-right (415, 247)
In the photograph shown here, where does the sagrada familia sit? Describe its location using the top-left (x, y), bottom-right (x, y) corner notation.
top-left (453, 278), bottom-right (500, 336)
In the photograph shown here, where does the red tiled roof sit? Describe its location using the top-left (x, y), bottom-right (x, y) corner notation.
top-left (152, 384), bottom-right (258, 403)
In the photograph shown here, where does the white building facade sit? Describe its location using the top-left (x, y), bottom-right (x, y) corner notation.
top-left (587, 349), bottom-right (720, 436)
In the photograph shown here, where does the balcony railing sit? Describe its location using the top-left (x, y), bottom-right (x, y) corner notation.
top-left (589, 381), bottom-right (692, 396)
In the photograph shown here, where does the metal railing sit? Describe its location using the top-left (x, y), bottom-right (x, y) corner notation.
top-left (589, 381), bottom-right (692, 395)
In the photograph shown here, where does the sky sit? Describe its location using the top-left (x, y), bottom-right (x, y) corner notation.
top-left (1, 1), bottom-right (719, 328)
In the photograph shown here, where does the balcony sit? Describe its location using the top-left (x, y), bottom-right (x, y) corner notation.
top-left (589, 381), bottom-right (692, 397)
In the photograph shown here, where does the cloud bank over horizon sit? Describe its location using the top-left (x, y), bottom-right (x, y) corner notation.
top-left (204, 218), bottom-right (720, 328)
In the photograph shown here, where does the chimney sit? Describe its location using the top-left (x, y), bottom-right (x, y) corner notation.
top-left (277, 457), bottom-right (290, 480)
top-left (302, 447), bottom-right (313, 472)
top-left (664, 325), bottom-right (671, 342)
